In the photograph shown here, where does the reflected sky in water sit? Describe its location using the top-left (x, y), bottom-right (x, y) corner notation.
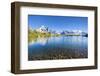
top-left (28, 36), bottom-right (88, 60)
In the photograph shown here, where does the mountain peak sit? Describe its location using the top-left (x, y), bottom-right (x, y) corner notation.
top-left (36, 25), bottom-right (48, 33)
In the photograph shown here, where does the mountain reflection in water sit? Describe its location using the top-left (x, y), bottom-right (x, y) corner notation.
top-left (28, 36), bottom-right (88, 61)
top-left (29, 37), bottom-right (48, 45)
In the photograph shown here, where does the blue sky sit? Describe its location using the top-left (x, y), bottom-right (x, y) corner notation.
top-left (28, 15), bottom-right (88, 33)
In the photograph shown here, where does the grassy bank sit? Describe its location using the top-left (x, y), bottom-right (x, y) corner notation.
top-left (28, 29), bottom-right (85, 42)
top-left (28, 30), bottom-right (61, 42)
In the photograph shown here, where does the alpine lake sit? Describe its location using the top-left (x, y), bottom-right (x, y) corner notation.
top-left (28, 35), bottom-right (88, 61)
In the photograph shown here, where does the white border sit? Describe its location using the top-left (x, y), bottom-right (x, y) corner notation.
top-left (20, 7), bottom-right (95, 70)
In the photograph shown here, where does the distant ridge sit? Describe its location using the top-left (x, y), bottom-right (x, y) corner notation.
top-left (29, 25), bottom-right (88, 37)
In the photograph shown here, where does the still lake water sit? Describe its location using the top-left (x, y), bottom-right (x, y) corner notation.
top-left (28, 36), bottom-right (88, 61)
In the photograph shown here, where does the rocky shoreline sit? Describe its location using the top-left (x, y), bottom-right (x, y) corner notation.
top-left (28, 48), bottom-right (88, 61)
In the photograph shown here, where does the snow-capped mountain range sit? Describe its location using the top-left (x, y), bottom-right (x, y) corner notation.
top-left (30, 25), bottom-right (88, 36)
